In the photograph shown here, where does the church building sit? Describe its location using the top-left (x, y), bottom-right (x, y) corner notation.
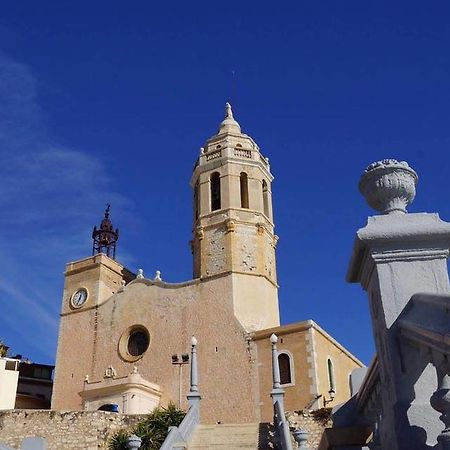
top-left (51, 104), bottom-right (363, 424)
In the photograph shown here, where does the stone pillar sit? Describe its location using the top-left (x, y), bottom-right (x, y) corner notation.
top-left (270, 333), bottom-right (285, 408)
top-left (347, 160), bottom-right (450, 449)
top-left (187, 336), bottom-right (201, 409)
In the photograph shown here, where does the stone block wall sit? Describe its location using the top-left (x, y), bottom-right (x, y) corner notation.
top-left (286, 409), bottom-right (332, 450)
top-left (0, 410), bottom-right (143, 450)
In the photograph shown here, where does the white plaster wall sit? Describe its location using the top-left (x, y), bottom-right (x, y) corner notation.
top-left (0, 359), bottom-right (19, 410)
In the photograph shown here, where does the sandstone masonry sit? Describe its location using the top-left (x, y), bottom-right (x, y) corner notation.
top-left (0, 410), bottom-right (143, 450)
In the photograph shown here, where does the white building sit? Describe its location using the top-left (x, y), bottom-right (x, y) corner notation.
top-left (0, 357), bottom-right (20, 410)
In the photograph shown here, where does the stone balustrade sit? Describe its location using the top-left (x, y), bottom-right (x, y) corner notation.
top-left (397, 293), bottom-right (450, 449)
top-left (198, 145), bottom-right (269, 168)
top-left (234, 147), bottom-right (252, 159)
top-left (205, 149), bottom-right (221, 161)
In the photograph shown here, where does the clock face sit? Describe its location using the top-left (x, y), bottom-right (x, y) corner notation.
top-left (71, 288), bottom-right (88, 308)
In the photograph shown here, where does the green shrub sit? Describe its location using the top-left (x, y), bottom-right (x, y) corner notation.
top-left (108, 403), bottom-right (185, 450)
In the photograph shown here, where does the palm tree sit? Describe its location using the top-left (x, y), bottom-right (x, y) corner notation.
top-left (0, 340), bottom-right (9, 357)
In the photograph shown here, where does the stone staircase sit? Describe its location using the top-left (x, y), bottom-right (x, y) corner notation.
top-left (187, 423), bottom-right (265, 449)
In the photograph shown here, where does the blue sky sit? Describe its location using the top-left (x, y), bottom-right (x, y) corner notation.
top-left (1, 1), bottom-right (450, 365)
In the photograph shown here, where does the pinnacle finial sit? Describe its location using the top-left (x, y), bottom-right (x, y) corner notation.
top-left (225, 102), bottom-right (233, 118)
top-left (218, 102), bottom-right (241, 134)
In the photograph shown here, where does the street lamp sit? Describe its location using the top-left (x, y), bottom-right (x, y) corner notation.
top-left (323, 388), bottom-right (336, 407)
top-left (171, 353), bottom-right (190, 408)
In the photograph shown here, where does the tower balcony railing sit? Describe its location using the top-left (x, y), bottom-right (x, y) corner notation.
top-left (199, 146), bottom-right (270, 169)
top-left (234, 147), bottom-right (252, 159)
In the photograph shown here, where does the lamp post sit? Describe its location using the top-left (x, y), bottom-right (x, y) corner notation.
top-left (171, 353), bottom-right (190, 408)
top-left (323, 388), bottom-right (336, 407)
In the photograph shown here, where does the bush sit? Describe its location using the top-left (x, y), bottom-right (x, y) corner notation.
top-left (311, 407), bottom-right (332, 425)
top-left (108, 403), bottom-right (186, 450)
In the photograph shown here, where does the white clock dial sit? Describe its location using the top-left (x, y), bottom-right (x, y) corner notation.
top-left (71, 288), bottom-right (88, 308)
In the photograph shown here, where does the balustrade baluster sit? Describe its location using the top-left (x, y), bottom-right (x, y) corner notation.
top-left (430, 364), bottom-right (450, 449)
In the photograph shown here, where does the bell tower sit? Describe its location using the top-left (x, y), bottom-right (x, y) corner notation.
top-left (190, 103), bottom-right (280, 331)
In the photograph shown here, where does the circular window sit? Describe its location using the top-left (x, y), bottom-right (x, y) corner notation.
top-left (128, 330), bottom-right (149, 356)
top-left (118, 325), bottom-right (150, 362)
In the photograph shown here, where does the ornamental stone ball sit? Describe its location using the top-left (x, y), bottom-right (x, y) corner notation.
top-left (359, 159), bottom-right (418, 214)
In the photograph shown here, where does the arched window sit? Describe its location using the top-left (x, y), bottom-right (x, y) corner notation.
top-left (240, 172), bottom-right (249, 209)
top-left (210, 172), bottom-right (221, 211)
top-left (262, 180), bottom-right (269, 217)
top-left (194, 181), bottom-right (200, 221)
top-left (98, 403), bottom-right (119, 412)
top-left (278, 352), bottom-right (293, 385)
top-left (327, 358), bottom-right (336, 392)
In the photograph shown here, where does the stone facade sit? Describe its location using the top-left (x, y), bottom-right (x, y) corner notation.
top-left (50, 104), bottom-right (363, 432)
top-left (0, 410), bottom-right (143, 450)
top-left (52, 272), bottom-right (261, 424)
top-left (287, 410), bottom-right (333, 449)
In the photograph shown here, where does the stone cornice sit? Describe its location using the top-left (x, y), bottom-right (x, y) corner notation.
top-left (347, 213), bottom-right (450, 285)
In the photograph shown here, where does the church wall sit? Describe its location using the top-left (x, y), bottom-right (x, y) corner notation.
top-left (313, 325), bottom-right (363, 408)
top-left (253, 324), bottom-right (315, 422)
top-left (52, 270), bottom-right (261, 424)
top-left (52, 306), bottom-right (98, 409)
top-left (252, 321), bottom-right (364, 422)
top-left (231, 273), bottom-right (280, 331)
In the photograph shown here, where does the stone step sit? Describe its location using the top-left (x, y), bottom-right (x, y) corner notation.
top-left (187, 423), bottom-right (261, 449)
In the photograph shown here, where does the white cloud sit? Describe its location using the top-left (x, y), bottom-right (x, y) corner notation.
top-left (0, 51), bottom-right (133, 362)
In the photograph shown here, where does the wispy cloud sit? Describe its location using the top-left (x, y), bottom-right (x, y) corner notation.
top-left (0, 51), bottom-right (132, 362)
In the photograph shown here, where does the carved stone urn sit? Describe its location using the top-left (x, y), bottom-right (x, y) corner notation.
top-left (292, 428), bottom-right (309, 448)
top-left (125, 434), bottom-right (142, 450)
top-left (359, 159), bottom-right (418, 215)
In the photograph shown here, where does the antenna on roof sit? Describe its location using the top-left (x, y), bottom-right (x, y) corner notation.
top-left (230, 70), bottom-right (237, 107)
